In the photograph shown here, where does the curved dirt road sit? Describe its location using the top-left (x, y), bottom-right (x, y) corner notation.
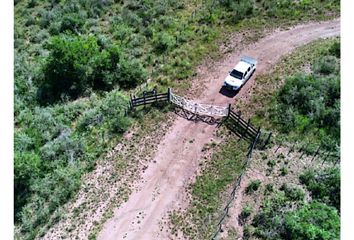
top-left (98, 19), bottom-right (340, 240)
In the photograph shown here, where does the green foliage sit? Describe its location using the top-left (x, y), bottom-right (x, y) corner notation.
top-left (328, 41), bottom-right (340, 58)
top-left (14, 91), bottom-right (131, 238)
top-left (38, 35), bottom-right (146, 104)
top-left (272, 40), bottom-right (340, 148)
top-left (264, 183), bottom-right (274, 195)
top-left (153, 31), bottom-right (176, 54)
top-left (230, 0), bottom-right (254, 23)
top-left (280, 184), bottom-right (305, 201)
top-left (251, 166), bottom-right (340, 240)
top-left (20, 166), bottom-right (82, 235)
top-left (274, 51), bottom-right (340, 148)
top-left (299, 167), bottom-right (340, 210)
top-left (284, 202), bottom-right (340, 240)
top-left (240, 204), bottom-right (253, 220)
top-left (246, 180), bottom-right (261, 194)
top-left (60, 13), bottom-right (84, 33)
top-left (267, 159), bottom-right (276, 168)
top-left (38, 35), bottom-right (100, 103)
top-left (252, 191), bottom-right (288, 239)
top-left (280, 166), bottom-right (288, 176)
top-left (313, 56), bottom-right (339, 75)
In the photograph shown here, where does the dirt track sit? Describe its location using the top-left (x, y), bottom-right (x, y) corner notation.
top-left (98, 19), bottom-right (340, 240)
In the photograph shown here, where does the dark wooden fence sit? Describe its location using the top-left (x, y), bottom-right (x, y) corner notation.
top-left (223, 105), bottom-right (272, 148)
top-left (211, 131), bottom-right (261, 239)
top-left (129, 88), bottom-right (170, 108)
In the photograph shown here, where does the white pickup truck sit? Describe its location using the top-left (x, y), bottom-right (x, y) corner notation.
top-left (223, 56), bottom-right (257, 91)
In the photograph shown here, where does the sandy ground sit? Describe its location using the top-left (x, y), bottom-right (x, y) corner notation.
top-left (98, 19), bottom-right (340, 240)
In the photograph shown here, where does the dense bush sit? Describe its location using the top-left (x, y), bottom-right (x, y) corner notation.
top-left (280, 183), bottom-right (305, 201)
top-left (251, 184), bottom-right (339, 239)
top-left (37, 35), bottom-right (146, 104)
top-left (299, 167), bottom-right (340, 211)
top-left (313, 55), bottom-right (339, 75)
top-left (14, 92), bottom-right (131, 237)
top-left (153, 31), bottom-right (176, 54)
top-left (60, 13), bottom-right (85, 33)
top-left (284, 202), bottom-right (340, 240)
top-left (329, 40), bottom-right (340, 58)
top-left (275, 71), bottom-right (340, 147)
top-left (37, 35), bottom-right (100, 103)
top-left (273, 41), bottom-right (340, 149)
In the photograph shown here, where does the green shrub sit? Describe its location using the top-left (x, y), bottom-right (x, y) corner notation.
top-left (14, 151), bottom-right (41, 220)
top-left (280, 167), bottom-right (288, 176)
top-left (328, 40), bottom-right (340, 58)
top-left (153, 32), bottom-right (176, 54)
top-left (264, 183), bottom-right (274, 195)
top-left (275, 71), bottom-right (340, 146)
top-left (267, 159), bottom-right (276, 168)
top-left (38, 35), bottom-right (146, 104)
top-left (246, 180), bottom-right (261, 194)
top-left (230, 0), bottom-right (254, 23)
top-left (313, 56), bottom-right (338, 75)
top-left (284, 202), bottom-right (340, 240)
top-left (299, 167), bottom-right (340, 210)
top-left (38, 35), bottom-right (100, 103)
top-left (60, 13), bottom-right (85, 33)
top-left (280, 184), bottom-right (305, 201)
top-left (240, 205), bottom-right (253, 220)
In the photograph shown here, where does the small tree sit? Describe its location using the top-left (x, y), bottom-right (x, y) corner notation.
top-left (38, 35), bottom-right (99, 104)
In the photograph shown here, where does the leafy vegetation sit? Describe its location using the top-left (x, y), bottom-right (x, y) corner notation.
top-left (38, 35), bottom-right (146, 104)
top-left (300, 167), bottom-right (340, 211)
top-left (272, 41), bottom-right (340, 150)
top-left (241, 39), bottom-right (341, 240)
top-left (246, 179), bottom-right (262, 194)
top-left (14, 91), bottom-right (130, 239)
top-left (14, 0), bottom-right (339, 238)
top-left (240, 204), bottom-right (253, 221)
top-left (250, 184), bottom-right (339, 240)
top-left (284, 202), bottom-right (340, 240)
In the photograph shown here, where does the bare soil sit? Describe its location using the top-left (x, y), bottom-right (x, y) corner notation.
top-left (98, 19), bottom-right (340, 240)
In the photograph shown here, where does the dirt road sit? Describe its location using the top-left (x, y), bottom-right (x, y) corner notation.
top-left (98, 19), bottom-right (340, 240)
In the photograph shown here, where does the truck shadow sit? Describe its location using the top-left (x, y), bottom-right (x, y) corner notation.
top-left (219, 86), bottom-right (239, 98)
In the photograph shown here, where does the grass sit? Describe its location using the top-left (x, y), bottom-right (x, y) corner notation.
top-left (169, 137), bottom-right (249, 239)
top-left (14, 0), bottom-right (340, 238)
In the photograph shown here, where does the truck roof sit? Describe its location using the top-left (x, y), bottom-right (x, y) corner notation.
top-left (234, 61), bottom-right (251, 73)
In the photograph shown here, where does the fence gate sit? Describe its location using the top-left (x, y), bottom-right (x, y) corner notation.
top-left (129, 88), bottom-right (271, 147)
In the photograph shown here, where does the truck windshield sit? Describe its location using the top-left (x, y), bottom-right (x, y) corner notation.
top-left (230, 69), bottom-right (243, 79)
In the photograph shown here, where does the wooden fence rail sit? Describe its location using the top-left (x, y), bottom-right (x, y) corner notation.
top-left (128, 88), bottom-right (272, 148)
top-left (130, 89), bottom-right (170, 108)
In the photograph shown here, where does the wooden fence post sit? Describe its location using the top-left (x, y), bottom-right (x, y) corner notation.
top-left (322, 151), bottom-right (331, 165)
top-left (143, 94), bottom-right (146, 108)
top-left (243, 119), bottom-right (250, 139)
top-left (263, 132), bottom-right (272, 149)
top-left (130, 94), bottom-right (134, 109)
top-left (311, 145), bottom-right (321, 162)
top-left (167, 88), bottom-right (171, 102)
